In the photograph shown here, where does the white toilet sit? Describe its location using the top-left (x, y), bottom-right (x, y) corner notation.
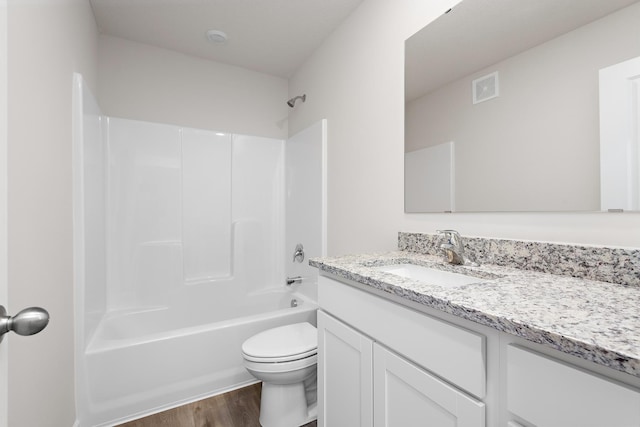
top-left (242, 322), bottom-right (318, 427)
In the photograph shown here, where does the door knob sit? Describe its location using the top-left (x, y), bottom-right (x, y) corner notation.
top-left (0, 305), bottom-right (49, 343)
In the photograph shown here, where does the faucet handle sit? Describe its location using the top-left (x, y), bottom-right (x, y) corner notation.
top-left (436, 229), bottom-right (460, 243)
top-left (437, 229), bottom-right (460, 235)
top-left (293, 243), bottom-right (305, 263)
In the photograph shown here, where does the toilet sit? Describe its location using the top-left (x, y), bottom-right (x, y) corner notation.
top-left (242, 322), bottom-right (318, 427)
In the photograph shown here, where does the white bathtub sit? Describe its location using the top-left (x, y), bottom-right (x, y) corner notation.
top-left (81, 289), bottom-right (317, 426)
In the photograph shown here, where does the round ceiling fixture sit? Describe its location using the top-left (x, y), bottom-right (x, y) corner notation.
top-left (206, 29), bottom-right (228, 44)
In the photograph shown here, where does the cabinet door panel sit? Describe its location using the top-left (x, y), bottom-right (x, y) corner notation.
top-left (507, 344), bottom-right (640, 427)
top-left (373, 344), bottom-right (485, 427)
top-left (318, 311), bottom-right (373, 427)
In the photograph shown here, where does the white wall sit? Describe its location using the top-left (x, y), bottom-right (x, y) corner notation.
top-left (7, 1), bottom-right (98, 426)
top-left (0, 1), bottom-right (8, 425)
top-left (288, 0), bottom-right (640, 254)
top-left (98, 35), bottom-right (289, 139)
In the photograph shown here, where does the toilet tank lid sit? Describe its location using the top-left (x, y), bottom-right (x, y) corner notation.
top-left (242, 322), bottom-right (317, 359)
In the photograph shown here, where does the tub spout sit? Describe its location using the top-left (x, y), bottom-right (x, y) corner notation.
top-left (286, 276), bottom-right (303, 286)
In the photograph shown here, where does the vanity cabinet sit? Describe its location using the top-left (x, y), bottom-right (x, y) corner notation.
top-left (318, 310), bottom-right (485, 427)
top-left (318, 275), bottom-right (486, 427)
top-left (505, 344), bottom-right (640, 427)
top-left (318, 273), bottom-right (640, 427)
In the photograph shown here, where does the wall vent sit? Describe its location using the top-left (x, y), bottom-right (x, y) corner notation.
top-left (472, 71), bottom-right (499, 104)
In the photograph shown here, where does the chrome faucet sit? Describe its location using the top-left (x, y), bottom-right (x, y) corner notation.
top-left (292, 243), bottom-right (305, 263)
top-left (286, 276), bottom-right (303, 286)
top-left (437, 230), bottom-right (477, 266)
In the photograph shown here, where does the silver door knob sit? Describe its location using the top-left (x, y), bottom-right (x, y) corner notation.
top-left (0, 305), bottom-right (49, 343)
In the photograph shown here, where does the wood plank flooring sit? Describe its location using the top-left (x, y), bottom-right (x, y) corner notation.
top-left (117, 383), bottom-right (318, 427)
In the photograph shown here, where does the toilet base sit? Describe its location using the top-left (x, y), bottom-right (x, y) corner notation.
top-left (259, 382), bottom-right (316, 427)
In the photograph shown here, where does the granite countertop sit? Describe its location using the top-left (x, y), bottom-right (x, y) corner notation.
top-left (310, 250), bottom-right (640, 378)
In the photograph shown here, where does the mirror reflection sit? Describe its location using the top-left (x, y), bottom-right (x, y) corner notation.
top-left (405, 0), bottom-right (640, 212)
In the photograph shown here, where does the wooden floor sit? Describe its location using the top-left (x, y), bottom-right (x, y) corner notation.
top-left (117, 383), bottom-right (318, 427)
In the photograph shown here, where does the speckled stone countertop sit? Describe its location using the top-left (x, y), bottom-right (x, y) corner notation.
top-left (310, 249), bottom-right (640, 378)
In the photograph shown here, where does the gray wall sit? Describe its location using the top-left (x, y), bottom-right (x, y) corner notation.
top-left (7, 1), bottom-right (98, 425)
top-left (98, 35), bottom-right (289, 139)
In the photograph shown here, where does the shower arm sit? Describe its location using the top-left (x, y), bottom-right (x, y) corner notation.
top-left (287, 94), bottom-right (306, 108)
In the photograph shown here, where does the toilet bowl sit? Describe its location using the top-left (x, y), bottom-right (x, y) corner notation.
top-left (242, 322), bottom-right (318, 427)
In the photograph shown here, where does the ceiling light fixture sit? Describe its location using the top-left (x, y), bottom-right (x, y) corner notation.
top-left (206, 29), bottom-right (228, 44)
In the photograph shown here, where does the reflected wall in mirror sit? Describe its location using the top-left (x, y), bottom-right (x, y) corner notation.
top-left (405, 0), bottom-right (640, 212)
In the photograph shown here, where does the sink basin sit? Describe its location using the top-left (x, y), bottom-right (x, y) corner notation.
top-left (374, 263), bottom-right (484, 288)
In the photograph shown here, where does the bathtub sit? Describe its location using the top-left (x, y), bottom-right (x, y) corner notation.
top-left (81, 289), bottom-right (318, 426)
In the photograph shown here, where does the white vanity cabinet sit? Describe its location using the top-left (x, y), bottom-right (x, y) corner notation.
top-left (318, 275), bottom-right (486, 427)
top-left (505, 344), bottom-right (640, 427)
top-left (318, 310), bottom-right (485, 427)
top-left (317, 273), bottom-right (640, 427)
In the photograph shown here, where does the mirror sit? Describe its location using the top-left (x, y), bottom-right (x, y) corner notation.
top-left (405, 0), bottom-right (640, 212)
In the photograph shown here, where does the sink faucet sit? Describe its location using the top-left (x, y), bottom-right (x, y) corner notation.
top-left (437, 230), bottom-right (477, 266)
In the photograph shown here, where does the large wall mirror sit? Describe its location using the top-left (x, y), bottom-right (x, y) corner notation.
top-left (405, 0), bottom-right (640, 212)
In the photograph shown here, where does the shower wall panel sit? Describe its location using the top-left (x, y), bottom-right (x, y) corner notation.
top-left (76, 74), bottom-right (108, 344)
top-left (182, 129), bottom-right (232, 283)
top-left (232, 134), bottom-right (285, 293)
top-left (105, 119), bottom-right (284, 312)
top-left (107, 118), bottom-right (183, 310)
top-left (285, 120), bottom-right (326, 300)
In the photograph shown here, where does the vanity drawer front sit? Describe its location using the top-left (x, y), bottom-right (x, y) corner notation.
top-left (507, 344), bottom-right (640, 426)
top-left (319, 275), bottom-right (486, 398)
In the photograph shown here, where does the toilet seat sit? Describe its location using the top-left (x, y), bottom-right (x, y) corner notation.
top-left (244, 354), bottom-right (318, 374)
top-left (242, 322), bottom-right (317, 363)
top-left (243, 348), bottom-right (317, 363)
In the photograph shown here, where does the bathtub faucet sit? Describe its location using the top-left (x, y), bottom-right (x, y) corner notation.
top-left (293, 244), bottom-right (305, 263)
top-left (286, 276), bottom-right (303, 286)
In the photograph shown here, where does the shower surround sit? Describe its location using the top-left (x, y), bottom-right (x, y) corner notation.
top-left (72, 74), bottom-right (324, 426)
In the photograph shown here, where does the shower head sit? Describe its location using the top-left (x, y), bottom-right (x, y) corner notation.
top-left (287, 94), bottom-right (306, 108)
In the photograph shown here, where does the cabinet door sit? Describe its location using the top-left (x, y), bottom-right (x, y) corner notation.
top-left (507, 345), bottom-right (640, 427)
top-left (318, 310), bottom-right (373, 427)
top-left (374, 343), bottom-right (485, 427)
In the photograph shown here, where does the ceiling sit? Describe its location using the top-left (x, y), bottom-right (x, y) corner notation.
top-left (90, 0), bottom-right (364, 79)
top-left (406, 0), bottom-right (640, 102)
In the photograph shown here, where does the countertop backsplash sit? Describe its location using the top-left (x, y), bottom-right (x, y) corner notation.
top-left (398, 232), bottom-right (640, 288)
